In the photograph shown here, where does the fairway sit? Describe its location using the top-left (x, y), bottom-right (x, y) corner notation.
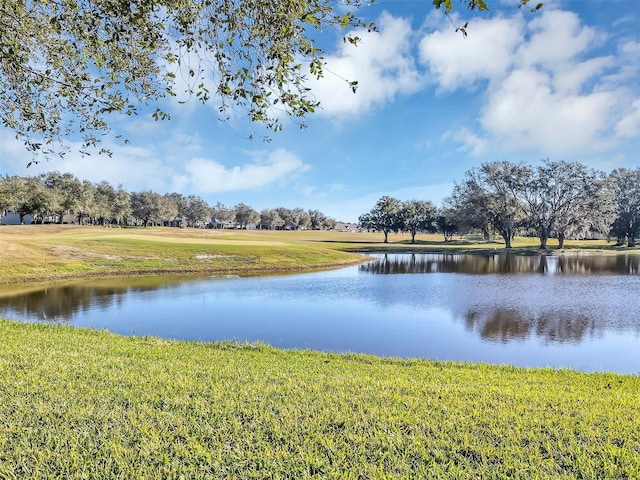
top-left (0, 225), bottom-right (369, 284)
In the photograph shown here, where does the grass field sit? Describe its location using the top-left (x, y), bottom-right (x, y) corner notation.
top-left (1, 224), bottom-right (637, 285)
top-left (2, 224), bottom-right (638, 478)
top-left (0, 320), bottom-right (638, 479)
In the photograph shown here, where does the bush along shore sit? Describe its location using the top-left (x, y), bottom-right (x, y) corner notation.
top-left (0, 320), bottom-right (638, 479)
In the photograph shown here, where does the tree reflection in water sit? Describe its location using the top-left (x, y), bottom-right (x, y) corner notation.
top-left (360, 253), bottom-right (640, 275)
top-left (463, 308), bottom-right (597, 344)
top-left (0, 276), bottom-right (192, 322)
top-left (359, 252), bottom-right (639, 345)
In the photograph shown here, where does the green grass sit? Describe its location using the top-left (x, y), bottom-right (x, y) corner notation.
top-left (0, 320), bottom-right (638, 479)
top-left (2, 226), bottom-right (638, 477)
top-left (0, 225), bottom-right (366, 285)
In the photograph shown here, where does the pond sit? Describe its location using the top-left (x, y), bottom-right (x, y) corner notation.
top-left (1, 253), bottom-right (639, 374)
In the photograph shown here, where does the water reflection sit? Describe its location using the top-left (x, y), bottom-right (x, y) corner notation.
top-left (360, 253), bottom-right (640, 275)
top-left (463, 308), bottom-right (597, 344)
top-left (0, 276), bottom-right (194, 322)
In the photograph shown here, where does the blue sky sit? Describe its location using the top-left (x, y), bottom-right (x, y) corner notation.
top-left (1, 0), bottom-right (639, 222)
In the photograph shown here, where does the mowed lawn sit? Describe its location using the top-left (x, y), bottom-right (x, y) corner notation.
top-left (0, 320), bottom-right (638, 479)
top-left (0, 225), bottom-right (366, 284)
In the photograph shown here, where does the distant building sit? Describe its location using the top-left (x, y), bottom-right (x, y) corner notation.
top-left (335, 222), bottom-right (358, 232)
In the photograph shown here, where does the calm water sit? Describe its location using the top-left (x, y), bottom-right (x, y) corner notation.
top-left (1, 253), bottom-right (639, 374)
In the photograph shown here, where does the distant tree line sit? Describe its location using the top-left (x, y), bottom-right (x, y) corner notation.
top-left (0, 172), bottom-right (337, 230)
top-left (359, 161), bottom-right (640, 248)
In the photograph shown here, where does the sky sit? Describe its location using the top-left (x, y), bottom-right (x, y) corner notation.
top-left (1, 0), bottom-right (639, 223)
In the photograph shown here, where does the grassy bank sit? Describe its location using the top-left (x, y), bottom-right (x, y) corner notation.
top-left (1, 224), bottom-right (637, 285)
top-left (0, 225), bottom-right (365, 284)
top-left (0, 320), bottom-right (638, 479)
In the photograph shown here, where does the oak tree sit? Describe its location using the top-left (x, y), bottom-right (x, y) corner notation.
top-left (359, 196), bottom-right (402, 243)
top-left (450, 161), bottom-right (528, 249)
top-left (400, 199), bottom-right (437, 243)
top-left (610, 168), bottom-right (640, 247)
top-left (1, 1), bottom-right (540, 157)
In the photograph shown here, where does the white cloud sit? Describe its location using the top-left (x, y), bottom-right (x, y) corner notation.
top-left (419, 15), bottom-right (523, 91)
top-left (616, 99), bottom-right (640, 138)
top-left (62, 147), bottom-right (173, 192)
top-left (0, 130), bottom-right (28, 165)
top-left (425, 7), bottom-right (640, 157)
top-left (310, 12), bottom-right (422, 118)
top-left (480, 68), bottom-right (619, 155)
top-left (601, 40), bottom-right (640, 89)
top-left (516, 9), bottom-right (601, 69)
top-left (552, 56), bottom-right (615, 94)
top-left (182, 149), bottom-right (310, 193)
top-left (299, 181), bottom-right (349, 200)
top-left (0, 127), bottom-right (309, 196)
top-left (0, 130), bottom-right (173, 190)
top-left (443, 128), bottom-right (489, 156)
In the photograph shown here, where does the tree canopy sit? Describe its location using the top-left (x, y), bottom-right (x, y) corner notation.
top-left (359, 196), bottom-right (403, 243)
top-left (0, 171), bottom-right (337, 230)
top-left (449, 161), bottom-right (527, 249)
top-left (519, 161), bottom-right (614, 249)
top-left (1, 0), bottom-right (540, 157)
top-left (610, 168), bottom-right (640, 247)
top-left (400, 200), bottom-right (437, 243)
top-left (447, 160), bottom-right (616, 249)
top-left (356, 161), bottom-right (634, 249)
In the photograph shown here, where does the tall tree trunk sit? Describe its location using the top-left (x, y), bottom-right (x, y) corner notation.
top-left (411, 230), bottom-right (416, 244)
top-left (558, 233), bottom-right (566, 249)
top-left (500, 230), bottom-right (512, 249)
top-left (539, 235), bottom-right (548, 249)
top-left (383, 230), bottom-right (389, 243)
